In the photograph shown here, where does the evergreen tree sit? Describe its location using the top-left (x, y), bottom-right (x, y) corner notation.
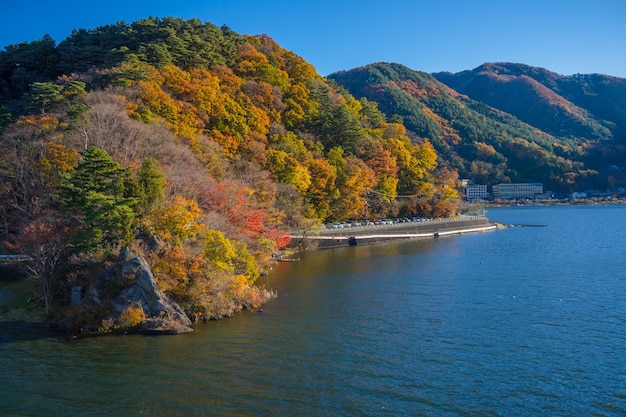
top-left (27, 82), bottom-right (63, 113)
top-left (60, 146), bottom-right (137, 252)
top-left (136, 157), bottom-right (167, 209)
top-left (0, 106), bottom-right (13, 131)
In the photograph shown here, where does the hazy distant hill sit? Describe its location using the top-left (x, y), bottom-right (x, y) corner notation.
top-left (329, 62), bottom-right (626, 193)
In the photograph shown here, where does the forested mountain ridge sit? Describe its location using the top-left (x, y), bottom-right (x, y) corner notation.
top-left (434, 62), bottom-right (626, 145)
top-left (0, 18), bottom-right (454, 330)
top-left (329, 62), bottom-right (626, 193)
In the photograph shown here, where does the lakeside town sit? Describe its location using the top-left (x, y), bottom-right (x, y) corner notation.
top-left (462, 180), bottom-right (626, 205)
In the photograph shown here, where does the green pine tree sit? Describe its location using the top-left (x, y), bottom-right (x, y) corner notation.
top-left (60, 146), bottom-right (137, 252)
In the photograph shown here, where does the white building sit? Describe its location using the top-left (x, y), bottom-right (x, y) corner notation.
top-left (492, 183), bottom-right (543, 200)
top-left (464, 184), bottom-right (488, 199)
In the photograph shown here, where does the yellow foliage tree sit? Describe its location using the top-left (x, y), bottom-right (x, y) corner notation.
top-left (304, 158), bottom-right (337, 220)
top-left (16, 114), bottom-right (62, 132)
top-left (236, 42), bottom-right (290, 91)
top-left (143, 195), bottom-right (206, 244)
top-left (284, 52), bottom-right (318, 83)
top-left (161, 65), bottom-right (194, 96)
top-left (243, 79), bottom-right (282, 122)
top-left (204, 230), bottom-right (259, 284)
top-left (282, 82), bottom-right (314, 129)
top-left (265, 149), bottom-right (312, 193)
top-left (137, 79), bottom-right (180, 124)
top-left (40, 142), bottom-right (79, 176)
top-left (149, 244), bottom-right (207, 296)
top-left (331, 155), bottom-right (377, 221)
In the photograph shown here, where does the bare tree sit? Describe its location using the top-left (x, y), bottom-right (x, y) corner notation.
top-left (6, 215), bottom-right (68, 315)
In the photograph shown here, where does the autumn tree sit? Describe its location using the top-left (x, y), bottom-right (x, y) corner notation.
top-left (0, 115), bottom-right (73, 232)
top-left (204, 230), bottom-right (259, 284)
top-left (431, 167), bottom-right (460, 217)
top-left (235, 41), bottom-right (289, 91)
top-left (303, 158), bottom-right (337, 220)
top-left (282, 82), bottom-right (313, 129)
top-left (143, 195), bottom-right (206, 245)
top-left (327, 147), bottom-right (377, 220)
top-left (148, 243), bottom-right (207, 298)
top-left (5, 215), bottom-right (69, 315)
top-left (265, 149), bottom-right (311, 193)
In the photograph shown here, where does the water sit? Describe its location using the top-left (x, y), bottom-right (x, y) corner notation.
top-left (2, 205), bottom-right (626, 416)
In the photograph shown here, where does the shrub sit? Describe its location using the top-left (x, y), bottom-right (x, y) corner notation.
top-left (120, 304), bottom-right (145, 326)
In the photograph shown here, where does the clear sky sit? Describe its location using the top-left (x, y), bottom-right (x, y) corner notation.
top-left (2, 0), bottom-right (625, 77)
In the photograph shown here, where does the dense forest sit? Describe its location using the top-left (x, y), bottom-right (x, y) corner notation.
top-left (329, 62), bottom-right (626, 193)
top-left (0, 18), bottom-right (455, 330)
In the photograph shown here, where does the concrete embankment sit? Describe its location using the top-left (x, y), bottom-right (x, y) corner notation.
top-left (289, 216), bottom-right (496, 250)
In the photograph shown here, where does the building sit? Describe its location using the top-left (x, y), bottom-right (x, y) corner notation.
top-left (461, 179), bottom-right (488, 200)
top-left (464, 183), bottom-right (488, 200)
top-left (492, 182), bottom-right (543, 200)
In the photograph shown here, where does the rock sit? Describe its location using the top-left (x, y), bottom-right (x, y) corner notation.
top-left (128, 318), bottom-right (194, 335)
top-left (83, 247), bottom-right (193, 334)
top-left (144, 235), bottom-right (166, 253)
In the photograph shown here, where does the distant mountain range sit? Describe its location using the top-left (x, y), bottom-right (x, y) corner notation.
top-left (329, 62), bottom-right (626, 193)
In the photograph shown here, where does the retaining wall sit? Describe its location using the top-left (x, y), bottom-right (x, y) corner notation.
top-left (289, 217), bottom-right (496, 250)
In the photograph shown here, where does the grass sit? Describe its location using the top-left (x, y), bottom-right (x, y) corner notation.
top-left (0, 278), bottom-right (46, 322)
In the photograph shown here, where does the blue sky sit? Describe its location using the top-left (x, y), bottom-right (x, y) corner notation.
top-left (2, 0), bottom-right (625, 77)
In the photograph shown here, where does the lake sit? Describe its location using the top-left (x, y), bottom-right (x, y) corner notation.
top-left (2, 205), bottom-right (626, 416)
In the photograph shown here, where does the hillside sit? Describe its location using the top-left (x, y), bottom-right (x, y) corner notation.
top-left (329, 62), bottom-right (626, 193)
top-left (0, 18), bottom-right (455, 330)
top-left (434, 63), bottom-right (626, 143)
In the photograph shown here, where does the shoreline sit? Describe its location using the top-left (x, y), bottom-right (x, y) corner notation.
top-left (484, 199), bottom-right (626, 207)
top-left (289, 216), bottom-right (497, 250)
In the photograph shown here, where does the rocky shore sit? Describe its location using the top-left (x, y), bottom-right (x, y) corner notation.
top-left (0, 248), bottom-right (194, 336)
top-left (74, 248), bottom-right (194, 335)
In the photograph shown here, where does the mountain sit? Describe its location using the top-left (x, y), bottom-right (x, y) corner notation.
top-left (0, 18), bottom-right (455, 327)
top-left (434, 62), bottom-right (626, 146)
top-left (329, 62), bottom-right (626, 193)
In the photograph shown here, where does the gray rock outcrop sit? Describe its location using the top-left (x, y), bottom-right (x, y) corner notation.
top-left (83, 248), bottom-right (193, 334)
